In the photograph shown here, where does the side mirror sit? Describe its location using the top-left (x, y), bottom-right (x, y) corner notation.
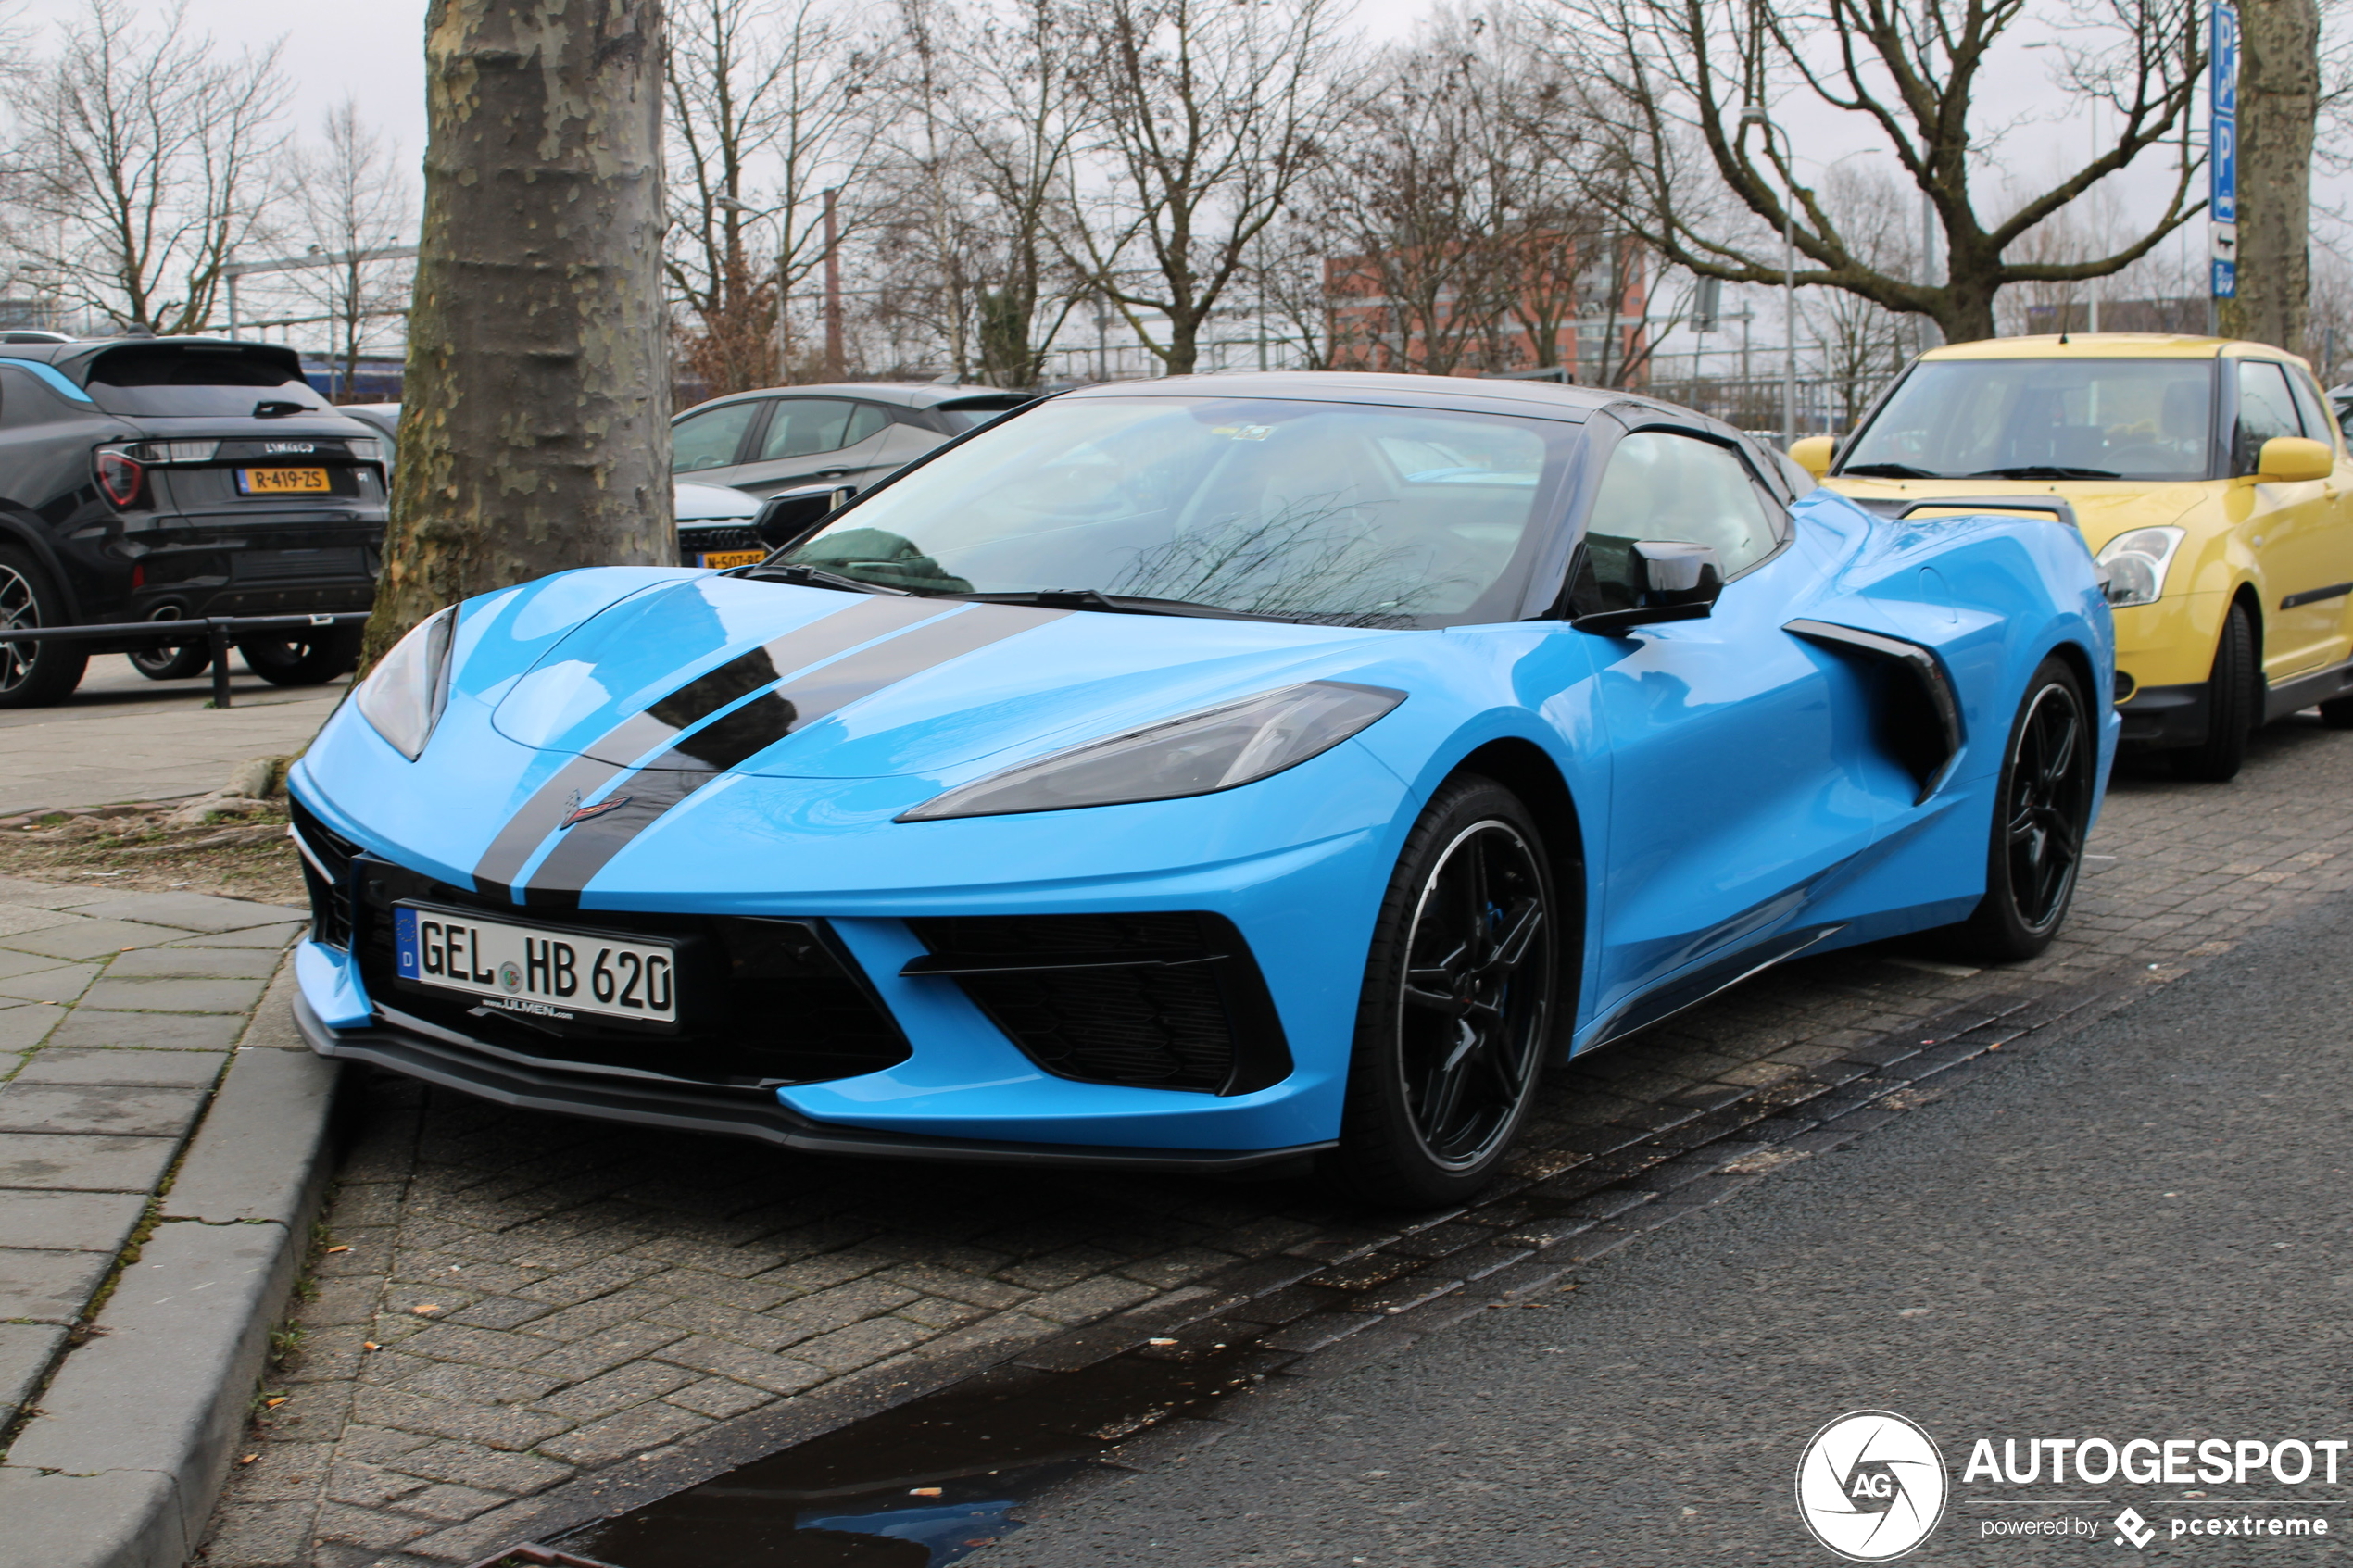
top-left (2257, 436), bottom-right (2334, 484)
top-left (753, 483), bottom-right (855, 550)
top-left (1571, 541), bottom-right (1724, 635)
top-left (1787, 435), bottom-right (1835, 479)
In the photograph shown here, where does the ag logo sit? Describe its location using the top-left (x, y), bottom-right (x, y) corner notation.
top-left (1795, 1410), bottom-right (1947, 1561)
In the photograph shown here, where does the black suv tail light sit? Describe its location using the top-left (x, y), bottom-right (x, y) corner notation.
top-left (94, 446), bottom-right (145, 507)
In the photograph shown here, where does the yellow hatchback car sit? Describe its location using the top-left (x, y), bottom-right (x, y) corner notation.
top-left (1799, 334), bottom-right (2352, 780)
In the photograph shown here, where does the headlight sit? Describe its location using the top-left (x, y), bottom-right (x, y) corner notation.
top-left (355, 607), bottom-right (456, 760)
top-left (2094, 527), bottom-right (2185, 608)
top-left (898, 681), bottom-right (1406, 822)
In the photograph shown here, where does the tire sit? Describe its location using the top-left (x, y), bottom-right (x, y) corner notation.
top-left (1319, 777), bottom-right (1560, 1209)
top-left (1951, 656), bottom-right (2098, 962)
top-left (128, 630), bottom-right (212, 681)
top-left (2169, 601), bottom-right (2258, 781)
top-left (236, 623), bottom-right (362, 686)
top-left (0, 548), bottom-right (88, 709)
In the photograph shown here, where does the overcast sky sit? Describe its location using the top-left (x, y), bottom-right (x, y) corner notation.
top-left (13, 0), bottom-right (2312, 358)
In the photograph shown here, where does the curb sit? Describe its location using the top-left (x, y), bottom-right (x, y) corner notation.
top-left (0, 960), bottom-right (341, 1568)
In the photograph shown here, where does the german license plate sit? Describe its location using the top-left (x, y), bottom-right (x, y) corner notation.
top-left (238, 467), bottom-right (332, 495)
top-left (700, 548), bottom-right (765, 570)
top-left (392, 904), bottom-right (677, 1024)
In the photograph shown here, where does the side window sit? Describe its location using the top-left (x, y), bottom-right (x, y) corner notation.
top-left (844, 403), bottom-right (889, 446)
top-left (2233, 360), bottom-right (2302, 474)
top-left (1579, 431), bottom-right (1781, 609)
top-left (2286, 366), bottom-right (2336, 447)
top-left (671, 401), bottom-right (761, 472)
top-left (754, 398), bottom-right (864, 462)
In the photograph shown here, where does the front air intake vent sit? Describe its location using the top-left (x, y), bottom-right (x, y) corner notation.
top-left (287, 795), bottom-right (359, 948)
top-left (903, 912), bottom-right (1291, 1096)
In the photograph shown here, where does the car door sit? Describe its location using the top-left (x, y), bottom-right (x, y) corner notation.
top-left (2284, 362), bottom-right (2353, 671)
top-left (2232, 358), bottom-right (2345, 679)
top-left (1573, 425), bottom-right (1890, 1029)
top-left (726, 397), bottom-right (896, 496)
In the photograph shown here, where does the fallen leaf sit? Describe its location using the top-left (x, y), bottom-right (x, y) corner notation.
top-left (910, 1486), bottom-right (943, 1497)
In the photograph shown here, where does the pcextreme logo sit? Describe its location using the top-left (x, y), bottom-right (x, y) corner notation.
top-left (1796, 1411), bottom-right (1949, 1562)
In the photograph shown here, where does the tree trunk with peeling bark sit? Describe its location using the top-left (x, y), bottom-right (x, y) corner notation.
top-left (2221, 0), bottom-right (2319, 353)
top-left (366, 0), bottom-right (672, 665)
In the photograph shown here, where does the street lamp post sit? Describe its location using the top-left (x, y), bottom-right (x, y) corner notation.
top-left (1741, 103), bottom-right (1797, 448)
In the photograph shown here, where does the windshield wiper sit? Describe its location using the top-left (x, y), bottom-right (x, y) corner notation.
top-left (1837, 461), bottom-right (1941, 479)
top-left (1966, 465), bottom-right (2120, 480)
top-left (736, 561), bottom-right (911, 596)
top-left (950, 588), bottom-right (1289, 621)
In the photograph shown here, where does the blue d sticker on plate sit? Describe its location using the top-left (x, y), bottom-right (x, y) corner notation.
top-left (395, 907), bottom-right (419, 978)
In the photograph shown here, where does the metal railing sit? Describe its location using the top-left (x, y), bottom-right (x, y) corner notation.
top-left (0, 611), bottom-right (370, 709)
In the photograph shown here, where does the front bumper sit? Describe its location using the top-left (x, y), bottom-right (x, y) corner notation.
top-left (286, 766), bottom-right (1389, 1160)
top-left (291, 990), bottom-right (1328, 1172)
top-left (2115, 680), bottom-right (2209, 748)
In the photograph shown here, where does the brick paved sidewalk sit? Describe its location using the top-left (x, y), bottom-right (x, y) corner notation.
top-left (0, 878), bottom-right (308, 1428)
top-left (0, 660), bottom-right (346, 816)
top-left (202, 721), bottom-right (2353, 1568)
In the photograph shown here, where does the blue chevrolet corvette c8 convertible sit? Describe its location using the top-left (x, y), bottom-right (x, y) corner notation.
top-left (288, 372), bottom-right (2116, 1206)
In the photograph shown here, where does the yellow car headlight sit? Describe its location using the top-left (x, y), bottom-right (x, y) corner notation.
top-left (2094, 527), bottom-right (2185, 609)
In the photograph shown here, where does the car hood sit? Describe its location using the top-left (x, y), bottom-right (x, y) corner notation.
top-left (484, 573), bottom-right (1402, 780)
top-left (1824, 475), bottom-right (2212, 554)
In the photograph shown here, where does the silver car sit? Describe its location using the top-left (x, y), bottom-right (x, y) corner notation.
top-left (669, 382), bottom-right (1033, 498)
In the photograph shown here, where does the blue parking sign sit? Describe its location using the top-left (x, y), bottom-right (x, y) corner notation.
top-left (2210, 4), bottom-right (2237, 229)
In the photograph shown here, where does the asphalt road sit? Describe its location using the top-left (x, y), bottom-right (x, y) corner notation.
top-left (987, 886), bottom-right (2353, 1564)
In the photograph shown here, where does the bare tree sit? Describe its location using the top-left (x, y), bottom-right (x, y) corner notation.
top-left (2222, 0), bottom-right (2322, 350)
top-left (876, 0), bottom-right (1084, 385)
top-left (0, 0), bottom-right (285, 333)
top-left (1062, 0), bottom-right (1358, 375)
top-left (284, 101), bottom-right (415, 399)
top-left (1552, 0), bottom-right (2206, 344)
top-left (1315, 29), bottom-right (1524, 375)
top-left (368, 0), bottom-right (671, 663)
top-left (666, 0), bottom-right (872, 396)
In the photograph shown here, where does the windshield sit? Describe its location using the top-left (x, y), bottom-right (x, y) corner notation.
top-left (777, 395), bottom-right (1576, 625)
top-left (1840, 358), bottom-right (2214, 482)
top-left (82, 346), bottom-right (333, 419)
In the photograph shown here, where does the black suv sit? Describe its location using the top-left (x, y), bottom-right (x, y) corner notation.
top-left (0, 336), bottom-right (388, 706)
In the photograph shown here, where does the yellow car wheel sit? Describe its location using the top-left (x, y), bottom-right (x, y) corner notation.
top-left (2170, 603), bottom-right (2258, 782)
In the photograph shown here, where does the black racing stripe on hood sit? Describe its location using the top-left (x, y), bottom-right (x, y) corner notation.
top-left (471, 596), bottom-right (952, 898)
top-left (521, 603), bottom-right (1067, 907)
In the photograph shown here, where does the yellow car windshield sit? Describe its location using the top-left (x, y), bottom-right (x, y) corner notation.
top-left (1841, 358), bottom-right (2212, 483)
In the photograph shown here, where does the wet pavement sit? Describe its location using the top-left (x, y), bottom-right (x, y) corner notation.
top-left (199, 721), bottom-right (2353, 1567)
top-left (971, 847), bottom-right (2353, 1563)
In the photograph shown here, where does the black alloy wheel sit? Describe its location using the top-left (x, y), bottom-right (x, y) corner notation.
top-left (0, 548), bottom-right (89, 709)
top-left (128, 612), bottom-right (212, 681)
top-left (236, 622), bottom-right (363, 687)
top-left (1951, 656), bottom-right (2096, 962)
top-left (1323, 777), bottom-right (1558, 1208)
top-left (2170, 601), bottom-right (2258, 781)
